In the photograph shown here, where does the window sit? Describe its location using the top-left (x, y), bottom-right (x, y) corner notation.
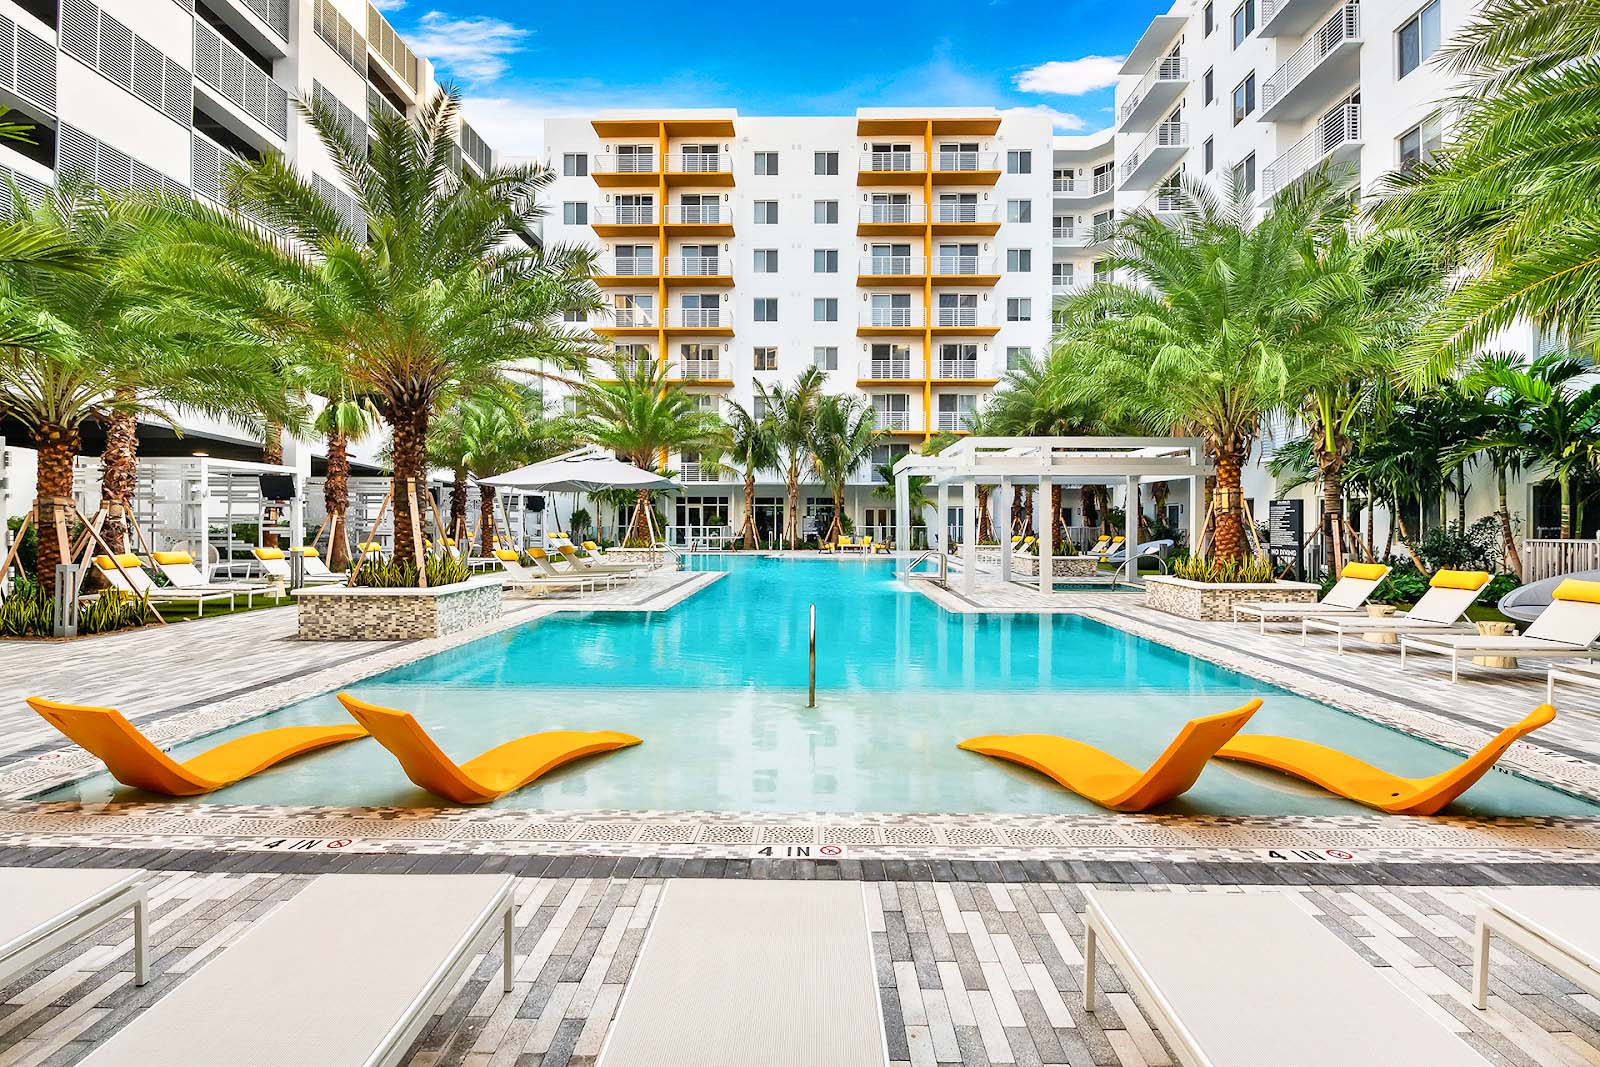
top-left (814, 199), bottom-right (839, 224)
top-left (1203, 68), bottom-right (1214, 104)
top-left (1006, 149), bottom-right (1032, 174)
top-left (814, 151), bottom-right (839, 175)
top-left (562, 153), bottom-right (587, 177)
top-left (813, 298), bottom-right (838, 322)
top-left (813, 248), bottom-right (839, 273)
top-left (754, 248), bottom-right (778, 273)
top-left (813, 346), bottom-right (838, 371)
top-left (1232, 0), bottom-right (1254, 46)
top-left (754, 346), bottom-right (778, 370)
top-left (1006, 298), bottom-right (1031, 322)
top-left (1232, 73), bottom-right (1256, 125)
top-left (1398, 1), bottom-right (1442, 79)
top-left (1006, 199), bottom-right (1032, 224)
top-left (562, 308), bottom-right (585, 323)
top-left (562, 201), bottom-right (587, 225)
top-left (1006, 346), bottom-right (1031, 370)
top-left (1006, 248), bottom-right (1032, 272)
top-left (1052, 262), bottom-right (1073, 287)
top-left (754, 298), bottom-right (778, 322)
top-left (1203, 136), bottom-right (1214, 173)
top-left (1203, 0), bottom-right (1214, 34)
top-left (753, 151), bottom-right (778, 175)
top-left (754, 200), bottom-right (777, 224)
top-left (1398, 113), bottom-right (1443, 169)
top-left (1232, 152), bottom-right (1256, 197)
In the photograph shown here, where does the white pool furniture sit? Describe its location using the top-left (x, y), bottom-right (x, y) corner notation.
top-left (251, 547), bottom-right (347, 586)
top-left (148, 551), bottom-right (258, 606)
top-left (1081, 888), bottom-right (1490, 1067)
top-left (1, 868), bottom-right (148, 989)
top-left (1472, 887), bottom-right (1600, 1011)
top-left (295, 548), bottom-right (351, 586)
top-left (1232, 563), bottom-right (1390, 633)
top-left (494, 550), bottom-right (606, 596)
top-left (1547, 659), bottom-right (1600, 704)
top-left (1402, 580), bottom-right (1600, 682)
top-left (92, 554), bottom-right (237, 616)
top-left (1302, 570), bottom-right (1488, 654)
top-left (80, 873), bottom-right (514, 1067)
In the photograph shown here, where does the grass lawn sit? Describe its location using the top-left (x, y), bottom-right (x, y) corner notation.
top-left (146, 592), bottom-right (295, 625)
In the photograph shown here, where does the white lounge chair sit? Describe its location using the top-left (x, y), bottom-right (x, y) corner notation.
top-left (92, 553), bottom-right (236, 616)
top-left (2, 868), bottom-right (148, 990)
top-left (1402, 578), bottom-right (1600, 682)
top-left (1301, 569), bottom-right (1489, 653)
top-left (251, 547), bottom-right (347, 586)
top-left (1547, 659), bottom-right (1600, 704)
top-left (78, 874), bottom-right (513, 1067)
top-left (293, 547), bottom-right (350, 585)
top-left (149, 551), bottom-right (258, 607)
top-left (1081, 888), bottom-right (1490, 1066)
top-left (558, 543), bottom-right (642, 576)
top-left (494, 549), bottom-right (609, 595)
top-left (1472, 887), bottom-right (1600, 1010)
top-left (1232, 562), bottom-right (1390, 633)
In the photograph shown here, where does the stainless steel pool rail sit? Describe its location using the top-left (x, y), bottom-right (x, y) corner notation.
top-left (901, 550), bottom-right (948, 586)
top-left (807, 603), bottom-right (816, 708)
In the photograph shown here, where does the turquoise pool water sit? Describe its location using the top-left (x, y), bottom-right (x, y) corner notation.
top-left (40, 556), bottom-right (1599, 816)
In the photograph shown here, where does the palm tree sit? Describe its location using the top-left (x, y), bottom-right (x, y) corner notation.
top-left (136, 89), bottom-right (602, 568)
top-left (759, 367), bottom-right (824, 548)
top-left (576, 358), bottom-right (723, 544)
top-left (719, 400), bottom-right (778, 548)
top-left (315, 395), bottom-right (380, 568)
top-left (809, 395), bottom-right (880, 543)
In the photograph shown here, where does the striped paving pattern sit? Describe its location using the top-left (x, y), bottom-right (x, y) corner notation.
top-left (4, 870), bottom-right (1600, 1066)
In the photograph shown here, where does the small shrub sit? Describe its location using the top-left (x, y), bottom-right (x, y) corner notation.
top-left (1481, 571), bottom-right (1522, 606)
top-left (351, 554), bottom-right (470, 588)
top-left (1416, 518), bottom-right (1502, 572)
top-left (1171, 556), bottom-right (1276, 583)
top-left (0, 574), bottom-right (149, 637)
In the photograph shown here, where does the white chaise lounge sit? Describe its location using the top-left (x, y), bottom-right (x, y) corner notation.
top-left (148, 551), bottom-right (257, 607)
top-left (79, 873), bottom-right (514, 1067)
top-left (1402, 578), bottom-right (1600, 682)
top-left (1232, 562), bottom-right (1390, 633)
top-left (92, 554), bottom-right (237, 616)
top-left (1301, 568), bottom-right (1488, 654)
top-left (1, 867), bottom-right (148, 989)
top-left (1472, 887), bottom-right (1600, 1010)
top-left (1081, 888), bottom-right (1490, 1066)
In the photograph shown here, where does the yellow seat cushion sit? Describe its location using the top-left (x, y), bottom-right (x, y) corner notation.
top-left (1429, 569), bottom-right (1489, 590)
top-left (583, 541), bottom-right (600, 551)
top-left (1553, 579), bottom-right (1600, 604)
top-left (294, 547), bottom-right (319, 557)
top-left (94, 553), bottom-right (143, 570)
top-left (529, 548), bottom-right (548, 559)
top-left (357, 542), bottom-right (383, 552)
top-left (151, 551), bottom-right (193, 566)
top-left (494, 549), bottom-right (520, 562)
top-left (253, 548), bottom-right (286, 561)
top-left (1340, 562), bottom-right (1388, 580)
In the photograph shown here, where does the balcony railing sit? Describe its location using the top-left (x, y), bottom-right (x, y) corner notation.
top-left (666, 307), bottom-right (729, 329)
top-left (1053, 174), bottom-right (1111, 195)
top-left (601, 255), bottom-right (657, 276)
top-left (861, 151), bottom-right (926, 173)
top-left (874, 410), bottom-right (913, 431)
top-left (866, 358), bottom-right (914, 379)
top-left (594, 152), bottom-right (657, 174)
top-left (367, 84), bottom-right (404, 127)
top-left (1051, 278), bottom-right (1077, 293)
top-left (933, 151), bottom-right (998, 172)
top-left (1263, 103), bottom-right (1361, 195)
top-left (608, 307), bottom-right (656, 328)
top-left (860, 256), bottom-right (924, 276)
top-left (194, 20), bottom-right (289, 139)
top-left (936, 411), bottom-right (974, 432)
top-left (681, 359), bottom-right (722, 380)
top-left (673, 151), bottom-right (730, 173)
top-left (1054, 224), bottom-right (1083, 243)
top-left (938, 359), bottom-right (979, 379)
top-left (934, 306), bottom-right (981, 328)
top-left (1119, 122), bottom-right (1188, 185)
top-left (665, 203), bottom-right (727, 225)
top-left (933, 255), bottom-right (994, 276)
top-left (1263, 5), bottom-right (1360, 111)
top-left (594, 205), bottom-right (656, 226)
top-left (671, 256), bottom-right (724, 275)
top-left (1118, 56), bottom-right (1189, 125)
top-left (934, 203), bottom-right (995, 225)
top-left (861, 308), bottom-right (923, 328)
top-left (860, 204), bottom-right (926, 225)
top-left (1142, 189), bottom-right (1182, 213)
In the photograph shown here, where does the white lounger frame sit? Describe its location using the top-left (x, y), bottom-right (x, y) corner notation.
top-left (1473, 892), bottom-right (1600, 1011)
top-left (1402, 636), bottom-right (1597, 683)
top-left (0, 870), bottom-right (148, 988)
top-left (1547, 660), bottom-right (1600, 704)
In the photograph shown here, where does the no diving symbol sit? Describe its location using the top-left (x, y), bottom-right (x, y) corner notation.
top-left (818, 844), bottom-right (843, 856)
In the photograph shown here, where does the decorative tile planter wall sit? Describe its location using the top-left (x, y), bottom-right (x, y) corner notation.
top-left (294, 574), bottom-right (506, 640)
top-left (1014, 555), bottom-right (1100, 579)
top-left (1143, 575), bottom-right (1319, 621)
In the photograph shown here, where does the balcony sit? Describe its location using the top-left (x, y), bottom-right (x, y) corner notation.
top-left (936, 411), bottom-right (975, 433)
top-left (665, 256), bottom-right (732, 285)
top-left (933, 307), bottom-right (999, 335)
top-left (873, 410), bottom-right (914, 432)
top-left (592, 152), bottom-right (658, 188)
top-left (592, 307), bottom-right (657, 337)
top-left (665, 306), bottom-right (733, 334)
top-left (664, 203), bottom-right (734, 236)
top-left (1118, 56), bottom-right (1190, 133)
top-left (932, 203), bottom-right (1000, 235)
top-left (679, 460), bottom-right (728, 483)
top-left (858, 255), bottom-right (926, 285)
top-left (1260, 0), bottom-right (1339, 37)
top-left (593, 255), bottom-right (658, 286)
top-left (1119, 122), bottom-right (1188, 189)
top-left (193, 20), bottom-right (289, 140)
top-left (1263, 103), bottom-right (1362, 197)
top-left (862, 357), bottom-right (915, 381)
top-left (680, 359), bottom-right (728, 383)
top-left (1053, 171), bottom-right (1114, 199)
top-left (857, 203), bottom-right (926, 236)
top-left (931, 255), bottom-right (1000, 285)
top-left (937, 359), bottom-right (980, 379)
top-left (367, 84), bottom-right (404, 127)
top-left (666, 151), bottom-right (734, 186)
top-left (590, 205), bottom-right (657, 236)
top-left (932, 151), bottom-right (1001, 185)
top-left (1261, 5), bottom-right (1362, 122)
top-left (858, 151), bottom-right (928, 185)
top-left (858, 308), bottom-right (925, 335)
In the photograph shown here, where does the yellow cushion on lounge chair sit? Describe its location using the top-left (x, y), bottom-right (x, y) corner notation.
top-left (494, 550), bottom-right (520, 562)
top-left (584, 541), bottom-right (600, 550)
top-left (1429, 569), bottom-right (1489, 590)
top-left (1110, 536), bottom-right (1124, 544)
top-left (529, 547), bottom-right (548, 559)
top-left (294, 547), bottom-right (320, 557)
top-left (151, 551), bottom-right (192, 566)
top-left (357, 542), bottom-right (382, 552)
top-left (93, 553), bottom-right (142, 571)
top-left (254, 548), bottom-right (286, 561)
top-left (1553, 579), bottom-right (1600, 604)
top-left (1340, 562), bottom-right (1387, 580)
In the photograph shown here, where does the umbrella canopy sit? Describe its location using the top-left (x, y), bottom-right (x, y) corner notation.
top-left (479, 447), bottom-right (678, 493)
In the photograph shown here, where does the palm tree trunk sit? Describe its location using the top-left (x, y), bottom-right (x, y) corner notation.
top-left (1320, 460), bottom-right (1345, 572)
top-left (1050, 484), bottom-right (1064, 551)
top-left (478, 484), bottom-right (497, 555)
top-left (324, 429), bottom-right (352, 569)
top-left (828, 485), bottom-right (845, 542)
top-left (626, 488), bottom-right (652, 544)
top-left (99, 399), bottom-right (138, 554)
top-left (1396, 507), bottom-right (1427, 573)
top-left (1213, 445), bottom-right (1247, 562)
top-left (389, 407), bottom-right (429, 570)
top-left (742, 471), bottom-right (758, 549)
top-left (1153, 481), bottom-right (1169, 529)
top-left (447, 466), bottom-right (468, 547)
top-left (33, 425), bottom-right (79, 599)
top-left (785, 470), bottom-right (801, 549)
top-left (976, 485), bottom-right (994, 543)
top-left (1497, 467), bottom-right (1523, 579)
top-left (1560, 470), bottom-right (1574, 539)
top-left (261, 420), bottom-right (283, 548)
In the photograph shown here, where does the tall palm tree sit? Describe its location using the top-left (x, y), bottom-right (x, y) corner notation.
top-left (314, 395), bottom-right (380, 568)
top-left (759, 367), bottom-right (824, 548)
top-left (719, 400), bottom-right (778, 548)
top-left (136, 89), bottom-right (602, 568)
top-left (576, 358), bottom-right (723, 544)
top-left (809, 395), bottom-right (880, 543)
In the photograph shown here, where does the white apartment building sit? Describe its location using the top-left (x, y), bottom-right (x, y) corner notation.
top-left (0, 0), bottom-right (497, 537)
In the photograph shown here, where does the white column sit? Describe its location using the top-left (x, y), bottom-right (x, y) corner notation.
top-left (963, 476), bottom-right (979, 594)
top-left (1189, 476), bottom-right (1205, 558)
top-left (894, 470), bottom-right (911, 553)
top-left (198, 458), bottom-right (211, 581)
top-left (1036, 476), bottom-right (1053, 594)
top-left (999, 477), bottom-right (1013, 582)
top-left (936, 482), bottom-right (950, 553)
top-left (1124, 475), bottom-right (1138, 580)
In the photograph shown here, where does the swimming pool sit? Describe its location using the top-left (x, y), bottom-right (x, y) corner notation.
top-left (40, 556), bottom-right (1599, 816)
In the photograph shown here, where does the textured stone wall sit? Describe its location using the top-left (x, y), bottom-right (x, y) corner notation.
top-left (1144, 577), bottom-right (1318, 621)
top-left (297, 579), bottom-right (504, 640)
top-left (1013, 556), bottom-right (1099, 578)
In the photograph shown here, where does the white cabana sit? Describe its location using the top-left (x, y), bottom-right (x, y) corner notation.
top-left (894, 436), bottom-right (1212, 595)
top-left (480, 446), bottom-right (679, 546)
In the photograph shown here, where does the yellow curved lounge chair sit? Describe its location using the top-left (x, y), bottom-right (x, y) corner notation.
top-left (958, 699), bottom-right (1262, 812)
top-left (1214, 704), bottom-right (1555, 815)
top-left (338, 693), bottom-right (641, 804)
top-left (27, 696), bottom-right (367, 797)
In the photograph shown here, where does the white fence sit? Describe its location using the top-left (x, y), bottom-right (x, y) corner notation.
top-left (1523, 539), bottom-right (1600, 581)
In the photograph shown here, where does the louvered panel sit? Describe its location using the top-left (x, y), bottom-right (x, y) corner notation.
top-left (163, 62), bottom-right (192, 126)
top-left (265, 79), bottom-right (287, 137)
top-left (192, 20), bottom-right (220, 86)
top-left (57, 124), bottom-right (96, 180)
top-left (0, 17), bottom-right (16, 95)
top-left (60, 0), bottom-right (96, 65)
top-left (17, 28), bottom-right (55, 113)
top-left (98, 13), bottom-right (132, 89)
top-left (129, 159), bottom-right (161, 194)
top-left (0, 166), bottom-right (48, 220)
top-left (98, 142), bottom-right (130, 191)
top-left (191, 134), bottom-right (220, 202)
top-left (131, 40), bottom-right (162, 110)
top-left (216, 44), bottom-right (242, 104)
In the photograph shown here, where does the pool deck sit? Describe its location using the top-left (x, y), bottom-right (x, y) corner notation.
top-left (8, 557), bottom-right (1600, 1064)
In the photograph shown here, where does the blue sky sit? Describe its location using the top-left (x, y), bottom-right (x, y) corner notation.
top-left (370, 0), bottom-right (1172, 156)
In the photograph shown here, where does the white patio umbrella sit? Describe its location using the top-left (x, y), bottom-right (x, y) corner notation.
top-left (479, 447), bottom-right (679, 548)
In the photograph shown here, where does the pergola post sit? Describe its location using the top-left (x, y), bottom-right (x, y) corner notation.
top-left (963, 476), bottom-right (978, 594)
top-left (936, 482), bottom-right (950, 553)
top-left (1124, 474), bottom-right (1138, 580)
top-left (894, 469), bottom-right (911, 553)
top-left (197, 458), bottom-right (211, 581)
top-left (999, 477), bottom-right (1013, 582)
top-left (1036, 475), bottom-right (1053, 594)
top-left (1189, 474), bottom-right (1205, 558)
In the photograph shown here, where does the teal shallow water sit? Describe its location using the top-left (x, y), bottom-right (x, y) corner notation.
top-left (39, 556), bottom-right (1600, 816)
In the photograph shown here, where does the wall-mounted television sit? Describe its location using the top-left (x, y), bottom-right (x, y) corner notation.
top-left (258, 474), bottom-right (297, 501)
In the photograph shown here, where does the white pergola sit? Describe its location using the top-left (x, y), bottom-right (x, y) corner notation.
top-left (893, 436), bottom-right (1213, 594)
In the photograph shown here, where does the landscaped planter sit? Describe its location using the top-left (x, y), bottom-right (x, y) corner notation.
top-left (294, 573), bottom-right (505, 640)
top-left (1014, 555), bottom-right (1099, 579)
top-left (1143, 575), bottom-right (1320, 621)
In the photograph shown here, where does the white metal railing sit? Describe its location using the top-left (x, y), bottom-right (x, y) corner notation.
top-left (861, 308), bottom-right (923, 328)
top-left (671, 524), bottom-right (732, 547)
top-left (934, 151), bottom-right (998, 172)
top-left (935, 306), bottom-right (981, 327)
top-left (1052, 279), bottom-right (1077, 293)
top-left (594, 205), bottom-right (656, 226)
top-left (1263, 5), bottom-right (1361, 110)
top-left (860, 204), bottom-right (926, 225)
top-left (1093, 270), bottom-right (1114, 284)
top-left (681, 359), bottom-right (722, 380)
top-left (667, 307), bottom-right (728, 329)
top-left (933, 255), bottom-right (994, 276)
top-left (194, 20), bottom-right (289, 139)
top-left (679, 462), bottom-right (725, 483)
top-left (593, 152), bottom-right (657, 174)
top-left (938, 359), bottom-right (979, 378)
top-left (673, 151), bottom-right (730, 173)
top-left (601, 255), bottom-right (656, 276)
top-left (1093, 170), bottom-right (1113, 194)
top-left (874, 410), bottom-right (913, 431)
top-left (1263, 103), bottom-right (1361, 195)
top-left (1119, 122), bottom-right (1188, 184)
top-left (934, 203), bottom-right (994, 224)
top-left (671, 256), bottom-right (724, 275)
top-left (861, 151), bottom-right (927, 173)
top-left (609, 307), bottom-right (656, 328)
top-left (1524, 539), bottom-right (1600, 581)
top-left (1118, 56), bottom-right (1189, 124)
top-left (867, 357), bottom-right (914, 378)
top-left (1091, 219), bottom-right (1117, 242)
top-left (936, 411), bottom-right (974, 432)
top-left (1053, 174), bottom-right (1111, 195)
top-left (1054, 224), bottom-right (1083, 243)
top-left (367, 84), bottom-right (403, 126)
top-left (860, 256), bottom-right (924, 276)
top-left (1053, 177), bottom-right (1077, 193)
top-left (1142, 189), bottom-right (1182, 213)
top-left (665, 203), bottom-right (726, 225)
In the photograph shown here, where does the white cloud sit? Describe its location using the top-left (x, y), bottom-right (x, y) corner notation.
top-left (1013, 56), bottom-right (1125, 96)
top-left (370, 0), bottom-right (406, 10)
top-left (1001, 104), bottom-right (1093, 133)
top-left (405, 12), bottom-right (530, 84)
top-left (459, 96), bottom-right (549, 161)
